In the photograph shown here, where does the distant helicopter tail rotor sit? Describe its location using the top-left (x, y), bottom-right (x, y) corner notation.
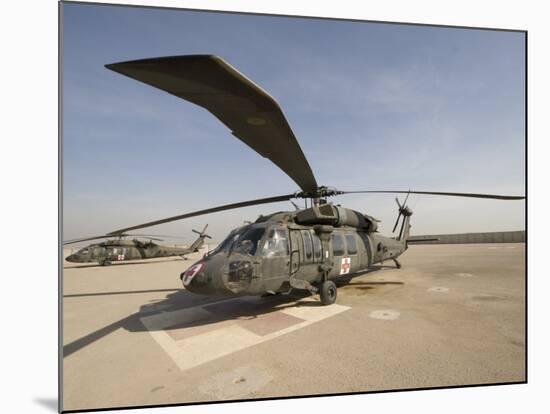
top-left (192, 224), bottom-right (212, 239)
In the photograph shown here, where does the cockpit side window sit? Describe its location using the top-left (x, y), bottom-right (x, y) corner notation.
top-left (261, 228), bottom-right (289, 257)
top-left (301, 230), bottom-right (313, 262)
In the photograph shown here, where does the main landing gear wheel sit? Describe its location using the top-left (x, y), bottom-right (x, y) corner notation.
top-left (320, 280), bottom-right (337, 305)
top-left (100, 260), bottom-right (111, 266)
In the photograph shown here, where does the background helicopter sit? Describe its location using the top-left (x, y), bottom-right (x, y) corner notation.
top-left (64, 225), bottom-right (211, 266)
top-left (86, 54), bottom-right (526, 304)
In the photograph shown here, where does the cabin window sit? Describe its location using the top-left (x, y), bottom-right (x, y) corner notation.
top-left (261, 228), bottom-right (289, 257)
top-left (312, 232), bottom-right (322, 261)
top-left (301, 230), bottom-right (313, 262)
top-left (332, 234), bottom-right (345, 256)
top-left (346, 234), bottom-right (358, 255)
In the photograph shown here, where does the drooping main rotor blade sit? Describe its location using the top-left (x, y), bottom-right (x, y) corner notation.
top-left (407, 237), bottom-right (441, 243)
top-left (105, 55), bottom-right (318, 193)
top-left (127, 233), bottom-right (188, 240)
top-left (64, 233), bottom-right (200, 245)
top-left (63, 235), bottom-right (110, 245)
top-left (106, 193), bottom-right (296, 235)
top-left (340, 190), bottom-right (525, 200)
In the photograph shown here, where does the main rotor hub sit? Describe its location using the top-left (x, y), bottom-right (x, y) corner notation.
top-left (294, 186), bottom-right (342, 200)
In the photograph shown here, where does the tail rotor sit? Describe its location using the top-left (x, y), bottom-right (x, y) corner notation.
top-left (192, 224), bottom-right (212, 239)
top-left (393, 192), bottom-right (413, 240)
top-left (392, 197), bottom-right (403, 233)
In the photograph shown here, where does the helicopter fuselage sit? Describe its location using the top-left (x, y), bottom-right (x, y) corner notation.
top-left (66, 240), bottom-right (194, 265)
top-left (181, 206), bottom-right (409, 297)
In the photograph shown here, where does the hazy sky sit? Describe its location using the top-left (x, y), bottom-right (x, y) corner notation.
top-left (62, 2), bottom-right (525, 243)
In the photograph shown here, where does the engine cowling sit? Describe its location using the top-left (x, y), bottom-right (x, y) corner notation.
top-left (295, 204), bottom-right (377, 232)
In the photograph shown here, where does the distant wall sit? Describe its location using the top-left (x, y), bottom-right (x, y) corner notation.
top-left (408, 231), bottom-right (525, 244)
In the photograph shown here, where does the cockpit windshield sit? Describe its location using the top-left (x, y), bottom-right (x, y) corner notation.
top-left (231, 227), bottom-right (265, 256)
top-left (208, 228), bottom-right (241, 256)
top-left (207, 225), bottom-right (266, 257)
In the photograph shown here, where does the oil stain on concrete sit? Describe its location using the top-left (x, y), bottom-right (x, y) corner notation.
top-left (198, 365), bottom-right (273, 399)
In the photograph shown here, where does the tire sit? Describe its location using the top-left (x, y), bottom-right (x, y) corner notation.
top-left (320, 280), bottom-right (337, 305)
top-left (101, 260), bottom-right (111, 266)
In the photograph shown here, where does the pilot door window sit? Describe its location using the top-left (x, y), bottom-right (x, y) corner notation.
top-left (301, 230), bottom-right (313, 262)
top-left (311, 232), bottom-right (322, 262)
top-left (261, 228), bottom-right (289, 257)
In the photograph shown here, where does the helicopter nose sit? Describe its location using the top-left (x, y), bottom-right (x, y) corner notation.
top-left (181, 261), bottom-right (217, 294)
top-left (181, 255), bottom-right (228, 294)
top-left (66, 254), bottom-right (77, 263)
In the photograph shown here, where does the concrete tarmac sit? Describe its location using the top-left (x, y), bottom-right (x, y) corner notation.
top-left (62, 243), bottom-right (525, 411)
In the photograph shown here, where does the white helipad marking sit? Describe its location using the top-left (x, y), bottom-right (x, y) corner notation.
top-left (140, 297), bottom-right (350, 371)
top-left (455, 273), bottom-right (474, 278)
top-left (369, 310), bottom-right (400, 320)
top-left (428, 287), bottom-right (449, 293)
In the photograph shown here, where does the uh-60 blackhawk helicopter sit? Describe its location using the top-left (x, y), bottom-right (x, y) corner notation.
top-left (64, 225), bottom-right (211, 266)
top-left (83, 54), bottom-right (524, 304)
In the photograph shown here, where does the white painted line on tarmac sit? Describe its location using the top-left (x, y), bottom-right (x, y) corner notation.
top-left (140, 297), bottom-right (350, 371)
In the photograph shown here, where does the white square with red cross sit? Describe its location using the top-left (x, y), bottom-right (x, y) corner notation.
top-left (340, 257), bottom-right (351, 275)
top-left (182, 262), bottom-right (204, 286)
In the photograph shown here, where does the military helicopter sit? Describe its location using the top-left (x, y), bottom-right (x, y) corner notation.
top-left (64, 225), bottom-right (211, 266)
top-left (93, 55), bottom-right (524, 304)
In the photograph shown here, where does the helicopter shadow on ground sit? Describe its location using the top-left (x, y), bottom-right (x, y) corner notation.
top-left (63, 289), bottom-right (317, 358)
top-left (336, 267), bottom-right (405, 294)
top-left (63, 266), bottom-right (402, 358)
top-left (63, 257), bottom-right (187, 269)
